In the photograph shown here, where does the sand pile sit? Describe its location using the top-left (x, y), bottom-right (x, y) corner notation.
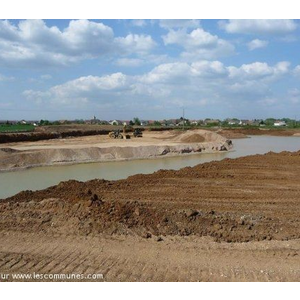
top-left (0, 130), bottom-right (232, 171)
top-left (179, 134), bottom-right (205, 143)
top-left (171, 129), bottom-right (226, 143)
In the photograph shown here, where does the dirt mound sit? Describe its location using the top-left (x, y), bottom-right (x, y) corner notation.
top-left (0, 193), bottom-right (262, 242)
top-left (2, 150), bottom-right (300, 243)
top-left (180, 133), bottom-right (205, 143)
top-left (171, 129), bottom-right (227, 144)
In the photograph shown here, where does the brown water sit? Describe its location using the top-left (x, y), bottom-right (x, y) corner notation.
top-left (1, 135), bottom-right (300, 199)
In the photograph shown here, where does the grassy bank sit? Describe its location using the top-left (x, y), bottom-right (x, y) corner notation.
top-left (0, 124), bottom-right (35, 133)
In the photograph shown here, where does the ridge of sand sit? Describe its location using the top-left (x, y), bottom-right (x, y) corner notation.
top-left (0, 130), bottom-right (232, 171)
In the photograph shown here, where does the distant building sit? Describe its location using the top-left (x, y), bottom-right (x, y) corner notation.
top-left (204, 119), bottom-right (220, 126)
top-left (190, 120), bottom-right (199, 125)
top-left (140, 120), bottom-right (149, 126)
top-left (239, 119), bottom-right (253, 126)
top-left (109, 120), bottom-right (121, 126)
top-left (99, 120), bottom-right (109, 125)
top-left (274, 120), bottom-right (286, 127)
top-left (227, 119), bottom-right (239, 125)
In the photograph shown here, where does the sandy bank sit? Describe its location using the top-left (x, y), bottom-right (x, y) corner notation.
top-left (218, 128), bottom-right (300, 138)
top-left (0, 130), bottom-right (232, 172)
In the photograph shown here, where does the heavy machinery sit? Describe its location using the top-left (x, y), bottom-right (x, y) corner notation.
top-left (108, 126), bottom-right (142, 139)
top-left (108, 129), bottom-right (124, 139)
top-left (133, 128), bottom-right (143, 137)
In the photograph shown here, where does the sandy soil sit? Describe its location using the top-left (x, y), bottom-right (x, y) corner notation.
top-left (0, 130), bottom-right (231, 171)
top-left (1, 130), bottom-right (223, 149)
top-left (218, 128), bottom-right (300, 139)
top-left (0, 232), bottom-right (299, 282)
top-left (1, 150), bottom-right (300, 281)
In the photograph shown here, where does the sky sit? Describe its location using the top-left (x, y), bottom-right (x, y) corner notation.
top-left (0, 19), bottom-right (300, 121)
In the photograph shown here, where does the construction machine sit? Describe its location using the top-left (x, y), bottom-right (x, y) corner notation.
top-left (108, 126), bottom-right (142, 139)
top-left (108, 129), bottom-right (124, 139)
top-left (108, 125), bottom-right (131, 139)
top-left (133, 128), bottom-right (143, 137)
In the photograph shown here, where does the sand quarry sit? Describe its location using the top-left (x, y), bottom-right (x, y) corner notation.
top-left (0, 129), bottom-right (300, 282)
top-left (0, 129), bottom-right (231, 171)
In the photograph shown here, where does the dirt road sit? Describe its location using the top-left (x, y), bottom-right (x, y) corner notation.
top-left (0, 232), bottom-right (299, 281)
top-left (1, 150), bottom-right (300, 281)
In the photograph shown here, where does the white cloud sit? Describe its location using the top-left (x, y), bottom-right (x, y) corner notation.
top-left (220, 19), bottom-right (297, 35)
top-left (163, 28), bottom-right (235, 60)
top-left (23, 60), bottom-right (291, 112)
top-left (0, 19), bottom-right (156, 68)
top-left (159, 19), bottom-right (200, 29)
top-left (258, 97), bottom-right (278, 106)
top-left (0, 73), bottom-right (14, 81)
top-left (115, 34), bottom-right (156, 55)
top-left (294, 65), bottom-right (300, 76)
top-left (191, 61), bottom-right (228, 77)
top-left (114, 58), bottom-right (144, 67)
top-left (131, 20), bottom-right (147, 27)
top-left (140, 62), bottom-right (193, 84)
top-left (228, 61), bottom-right (290, 81)
top-left (247, 39), bottom-right (269, 51)
top-left (288, 88), bottom-right (300, 104)
top-left (24, 72), bottom-right (130, 103)
top-left (41, 74), bottom-right (52, 80)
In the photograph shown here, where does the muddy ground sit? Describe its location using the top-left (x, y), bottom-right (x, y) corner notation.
top-left (0, 150), bottom-right (300, 281)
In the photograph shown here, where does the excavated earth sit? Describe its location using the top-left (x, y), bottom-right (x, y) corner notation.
top-left (0, 150), bottom-right (300, 281)
top-left (0, 130), bottom-right (231, 171)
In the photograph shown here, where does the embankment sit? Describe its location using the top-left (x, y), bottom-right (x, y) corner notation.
top-left (0, 142), bottom-right (232, 172)
top-left (218, 128), bottom-right (300, 139)
top-left (0, 129), bottom-right (113, 144)
top-left (1, 150), bottom-right (300, 244)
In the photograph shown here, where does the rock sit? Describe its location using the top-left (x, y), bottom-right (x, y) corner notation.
top-left (88, 194), bottom-right (103, 207)
top-left (239, 220), bottom-right (245, 225)
top-left (185, 209), bottom-right (198, 218)
top-left (91, 194), bottom-right (98, 201)
top-left (156, 236), bottom-right (163, 242)
top-left (143, 232), bottom-right (152, 239)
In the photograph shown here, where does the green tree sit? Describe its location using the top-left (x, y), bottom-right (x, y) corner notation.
top-left (133, 117), bottom-right (141, 126)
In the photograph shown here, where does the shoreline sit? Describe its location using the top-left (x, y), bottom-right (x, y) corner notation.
top-left (0, 146), bottom-right (234, 173)
top-left (0, 130), bottom-right (232, 172)
top-left (3, 149), bottom-right (300, 242)
top-left (1, 149), bottom-right (300, 281)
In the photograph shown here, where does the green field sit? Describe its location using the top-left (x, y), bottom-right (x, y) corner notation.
top-left (0, 124), bottom-right (35, 133)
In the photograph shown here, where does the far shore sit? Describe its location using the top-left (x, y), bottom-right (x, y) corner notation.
top-left (0, 130), bottom-right (232, 172)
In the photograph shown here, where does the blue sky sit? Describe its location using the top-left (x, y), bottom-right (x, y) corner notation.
top-left (0, 19), bottom-right (300, 121)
